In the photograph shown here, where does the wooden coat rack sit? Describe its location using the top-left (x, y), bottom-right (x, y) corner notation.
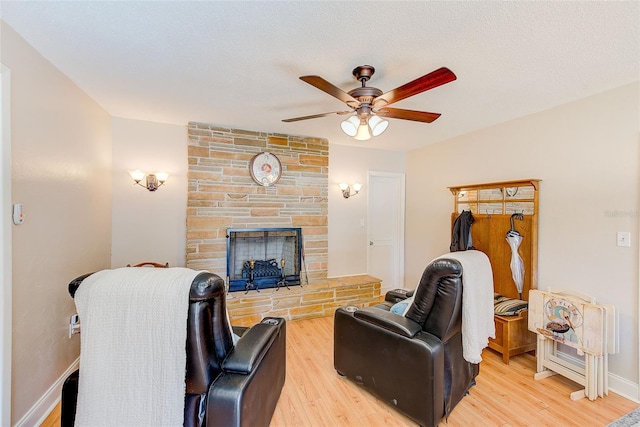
top-left (449, 179), bottom-right (541, 363)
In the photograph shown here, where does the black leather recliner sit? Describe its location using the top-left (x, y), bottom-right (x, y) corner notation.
top-left (334, 258), bottom-right (478, 427)
top-left (61, 271), bottom-right (286, 427)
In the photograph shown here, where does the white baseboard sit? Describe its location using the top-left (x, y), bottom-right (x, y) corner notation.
top-left (609, 372), bottom-right (640, 403)
top-left (15, 357), bottom-right (79, 427)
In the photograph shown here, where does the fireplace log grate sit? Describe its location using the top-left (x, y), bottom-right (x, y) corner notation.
top-left (243, 260), bottom-right (282, 278)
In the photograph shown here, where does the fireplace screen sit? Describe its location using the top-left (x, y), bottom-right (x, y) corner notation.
top-left (226, 228), bottom-right (302, 292)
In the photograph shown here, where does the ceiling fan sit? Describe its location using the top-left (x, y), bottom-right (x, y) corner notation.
top-left (282, 65), bottom-right (457, 140)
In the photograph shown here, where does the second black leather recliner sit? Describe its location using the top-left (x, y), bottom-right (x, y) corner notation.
top-left (334, 257), bottom-right (478, 427)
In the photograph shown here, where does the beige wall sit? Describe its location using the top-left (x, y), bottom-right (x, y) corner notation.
top-left (111, 117), bottom-right (188, 268)
top-left (2, 22), bottom-right (112, 424)
top-left (405, 83), bottom-right (640, 397)
top-left (328, 144), bottom-right (406, 277)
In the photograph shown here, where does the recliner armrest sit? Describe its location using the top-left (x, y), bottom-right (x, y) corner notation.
top-left (222, 319), bottom-right (281, 374)
top-left (354, 307), bottom-right (422, 338)
top-left (384, 288), bottom-right (410, 303)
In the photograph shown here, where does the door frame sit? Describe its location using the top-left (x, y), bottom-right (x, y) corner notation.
top-left (367, 170), bottom-right (405, 290)
top-left (1, 63), bottom-right (12, 426)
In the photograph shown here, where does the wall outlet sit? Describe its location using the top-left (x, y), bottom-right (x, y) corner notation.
top-left (617, 231), bottom-right (631, 247)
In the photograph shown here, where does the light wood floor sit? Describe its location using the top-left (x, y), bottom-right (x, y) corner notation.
top-left (42, 315), bottom-right (638, 427)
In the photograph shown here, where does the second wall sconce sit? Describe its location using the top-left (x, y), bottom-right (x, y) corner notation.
top-left (339, 183), bottom-right (362, 199)
top-left (129, 170), bottom-right (169, 192)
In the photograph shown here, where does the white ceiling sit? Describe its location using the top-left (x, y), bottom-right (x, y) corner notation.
top-left (1, 1), bottom-right (638, 151)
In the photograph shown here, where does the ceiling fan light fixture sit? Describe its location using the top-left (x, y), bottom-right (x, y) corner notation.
top-left (340, 115), bottom-right (360, 137)
top-left (354, 121), bottom-right (372, 141)
top-left (368, 115), bottom-right (389, 136)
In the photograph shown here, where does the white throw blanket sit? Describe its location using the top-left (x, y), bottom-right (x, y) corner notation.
top-left (74, 267), bottom-right (200, 427)
top-left (438, 251), bottom-right (495, 363)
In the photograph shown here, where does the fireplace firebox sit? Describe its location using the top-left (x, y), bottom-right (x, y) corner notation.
top-left (226, 228), bottom-right (303, 293)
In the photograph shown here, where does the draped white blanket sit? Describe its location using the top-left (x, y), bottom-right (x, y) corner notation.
top-left (438, 251), bottom-right (495, 363)
top-left (74, 267), bottom-right (200, 427)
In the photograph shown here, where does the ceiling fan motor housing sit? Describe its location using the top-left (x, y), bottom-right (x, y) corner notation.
top-left (350, 66), bottom-right (382, 115)
top-left (348, 87), bottom-right (383, 113)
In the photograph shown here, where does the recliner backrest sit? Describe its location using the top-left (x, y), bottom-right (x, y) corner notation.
top-left (184, 273), bottom-right (234, 395)
top-left (404, 258), bottom-right (463, 343)
top-left (68, 271), bottom-right (234, 397)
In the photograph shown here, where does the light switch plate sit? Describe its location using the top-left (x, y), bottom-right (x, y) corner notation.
top-left (617, 231), bottom-right (631, 247)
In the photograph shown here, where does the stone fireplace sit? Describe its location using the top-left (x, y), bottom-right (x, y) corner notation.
top-left (186, 122), bottom-right (381, 326)
top-left (185, 121), bottom-right (328, 283)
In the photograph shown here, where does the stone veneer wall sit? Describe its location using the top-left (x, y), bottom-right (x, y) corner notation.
top-left (186, 121), bottom-right (328, 284)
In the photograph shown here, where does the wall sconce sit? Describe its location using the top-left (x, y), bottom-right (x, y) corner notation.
top-left (339, 183), bottom-right (362, 199)
top-left (129, 170), bottom-right (169, 192)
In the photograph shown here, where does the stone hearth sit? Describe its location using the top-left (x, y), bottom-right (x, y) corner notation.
top-left (227, 275), bottom-right (382, 327)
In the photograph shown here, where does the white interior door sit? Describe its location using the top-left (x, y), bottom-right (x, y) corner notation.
top-left (368, 172), bottom-right (405, 293)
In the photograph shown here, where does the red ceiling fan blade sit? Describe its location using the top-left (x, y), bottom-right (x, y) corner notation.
top-left (282, 111), bottom-right (350, 122)
top-left (375, 107), bottom-right (442, 123)
top-left (372, 67), bottom-right (456, 107)
top-left (299, 75), bottom-right (360, 107)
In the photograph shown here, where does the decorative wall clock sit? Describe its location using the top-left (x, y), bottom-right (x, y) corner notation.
top-left (250, 152), bottom-right (282, 186)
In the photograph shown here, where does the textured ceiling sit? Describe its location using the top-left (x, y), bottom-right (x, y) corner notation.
top-left (1, 1), bottom-right (638, 151)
